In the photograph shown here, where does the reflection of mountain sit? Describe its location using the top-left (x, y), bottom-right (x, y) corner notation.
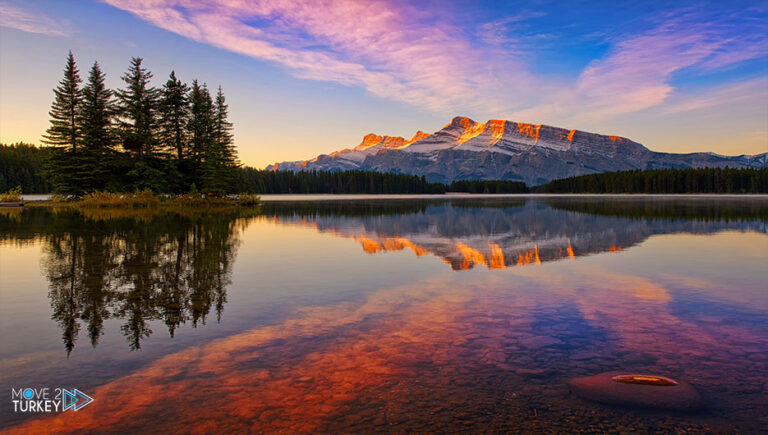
top-left (263, 199), bottom-right (767, 271)
top-left (3, 209), bottom-right (246, 353)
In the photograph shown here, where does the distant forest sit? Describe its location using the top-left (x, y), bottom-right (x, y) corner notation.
top-left (535, 168), bottom-right (768, 194)
top-left (35, 52), bottom-right (238, 196)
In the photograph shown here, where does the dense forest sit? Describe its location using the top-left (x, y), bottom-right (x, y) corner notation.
top-left (536, 168), bottom-right (768, 194)
top-left (38, 52), bottom-right (238, 196)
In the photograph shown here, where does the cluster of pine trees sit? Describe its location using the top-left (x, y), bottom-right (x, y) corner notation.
top-left (537, 168), bottom-right (768, 194)
top-left (42, 52), bottom-right (238, 196)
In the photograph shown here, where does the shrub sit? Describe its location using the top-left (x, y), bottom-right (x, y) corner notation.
top-left (236, 193), bottom-right (261, 206)
top-left (0, 186), bottom-right (22, 202)
top-left (78, 189), bottom-right (161, 208)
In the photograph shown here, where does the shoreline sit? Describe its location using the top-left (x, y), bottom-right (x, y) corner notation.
top-left (17, 192), bottom-right (768, 203)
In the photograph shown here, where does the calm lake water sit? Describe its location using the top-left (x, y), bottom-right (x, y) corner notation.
top-left (1, 196), bottom-right (767, 433)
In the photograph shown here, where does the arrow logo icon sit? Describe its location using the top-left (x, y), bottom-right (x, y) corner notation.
top-left (62, 389), bottom-right (94, 411)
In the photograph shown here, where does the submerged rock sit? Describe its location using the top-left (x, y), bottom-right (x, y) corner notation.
top-left (569, 372), bottom-right (702, 411)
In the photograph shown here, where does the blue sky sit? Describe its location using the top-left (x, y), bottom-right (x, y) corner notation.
top-left (0, 0), bottom-right (766, 167)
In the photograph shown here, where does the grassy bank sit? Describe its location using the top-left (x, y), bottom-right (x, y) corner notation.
top-left (24, 190), bottom-right (260, 209)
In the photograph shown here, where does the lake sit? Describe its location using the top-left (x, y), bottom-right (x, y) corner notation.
top-left (1, 196), bottom-right (767, 432)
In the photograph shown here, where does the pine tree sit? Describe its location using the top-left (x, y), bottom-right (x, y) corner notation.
top-left (79, 61), bottom-right (116, 191)
top-left (42, 52), bottom-right (84, 194)
top-left (159, 71), bottom-right (190, 161)
top-left (43, 52), bottom-right (82, 150)
top-left (80, 62), bottom-right (114, 150)
top-left (116, 57), bottom-right (161, 159)
top-left (213, 86), bottom-right (235, 166)
top-left (116, 58), bottom-right (168, 191)
top-left (201, 87), bottom-right (239, 196)
top-left (187, 80), bottom-right (214, 188)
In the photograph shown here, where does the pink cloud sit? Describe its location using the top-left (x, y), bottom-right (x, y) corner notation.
top-left (102, 0), bottom-right (536, 115)
top-left (0, 1), bottom-right (71, 37)
top-left (101, 2), bottom-right (766, 130)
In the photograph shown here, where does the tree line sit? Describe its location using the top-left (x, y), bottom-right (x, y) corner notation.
top-left (4, 141), bottom-right (768, 195)
top-left (40, 52), bottom-right (238, 195)
top-left (447, 179), bottom-right (528, 193)
top-left (238, 167), bottom-right (446, 194)
top-left (535, 168), bottom-right (768, 194)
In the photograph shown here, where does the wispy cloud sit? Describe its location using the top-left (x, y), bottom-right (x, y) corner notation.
top-left (513, 10), bottom-right (768, 124)
top-left (102, 2), bottom-right (766, 126)
top-left (662, 77), bottom-right (768, 114)
top-left (0, 1), bottom-right (70, 37)
top-left (102, 0), bottom-right (537, 115)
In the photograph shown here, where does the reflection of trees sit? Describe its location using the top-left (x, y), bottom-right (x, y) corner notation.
top-left (40, 210), bottom-right (242, 353)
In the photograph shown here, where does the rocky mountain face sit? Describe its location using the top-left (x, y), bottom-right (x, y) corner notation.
top-left (268, 116), bottom-right (767, 185)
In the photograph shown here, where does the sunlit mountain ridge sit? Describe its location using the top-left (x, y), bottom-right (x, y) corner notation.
top-left (268, 116), bottom-right (767, 185)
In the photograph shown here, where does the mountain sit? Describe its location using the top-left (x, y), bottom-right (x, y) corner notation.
top-left (267, 116), bottom-right (767, 185)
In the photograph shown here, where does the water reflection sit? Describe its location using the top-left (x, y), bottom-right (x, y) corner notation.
top-left (6, 251), bottom-right (768, 433)
top-left (1, 199), bottom-right (765, 354)
top-left (261, 198), bottom-right (767, 270)
top-left (2, 209), bottom-right (247, 352)
top-left (1, 198), bottom-right (767, 432)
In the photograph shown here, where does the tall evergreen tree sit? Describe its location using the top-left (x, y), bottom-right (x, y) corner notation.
top-left (42, 51), bottom-right (84, 194)
top-left (43, 52), bottom-right (83, 150)
top-left (201, 86), bottom-right (238, 195)
top-left (213, 86), bottom-right (237, 167)
top-left (159, 71), bottom-right (190, 161)
top-left (78, 61), bottom-right (116, 191)
top-left (116, 57), bottom-right (161, 159)
top-left (116, 57), bottom-right (167, 191)
top-left (80, 62), bottom-right (114, 150)
top-left (187, 80), bottom-right (214, 187)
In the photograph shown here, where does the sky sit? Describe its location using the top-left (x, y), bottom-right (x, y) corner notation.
top-left (0, 0), bottom-right (766, 168)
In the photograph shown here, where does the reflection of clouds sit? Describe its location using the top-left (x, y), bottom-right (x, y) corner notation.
top-left (656, 273), bottom-right (713, 289)
top-left (7, 278), bottom-right (482, 433)
top-left (8, 254), bottom-right (767, 432)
